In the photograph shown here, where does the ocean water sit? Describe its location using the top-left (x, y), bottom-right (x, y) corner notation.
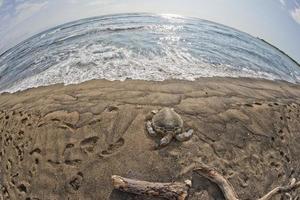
top-left (0, 13), bottom-right (300, 93)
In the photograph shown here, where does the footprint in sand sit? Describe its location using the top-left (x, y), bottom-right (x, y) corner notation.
top-left (65, 159), bottom-right (82, 166)
top-left (100, 138), bottom-right (125, 156)
top-left (21, 117), bottom-right (28, 124)
top-left (29, 147), bottom-right (41, 155)
top-left (17, 182), bottom-right (29, 194)
top-left (28, 147), bottom-right (42, 176)
top-left (244, 103), bottom-right (253, 107)
top-left (105, 105), bottom-right (119, 112)
top-left (80, 136), bottom-right (99, 154)
top-left (66, 172), bottom-right (84, 193)
top-left (244, 102), bottom-right (263, 108)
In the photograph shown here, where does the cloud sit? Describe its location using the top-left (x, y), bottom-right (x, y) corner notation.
top-left (7, 1), bottom-right (48, 25)
top-left (86, 1), bottom-right (113, 6)
top-left (67, 0), bottom-right (118, 7)
top-left (15, 1), bottom-right (48, 14)
top-left (0, 0), bottom-right (49, 51)
top-left (279, 0), bottom-right (286, 6)
top-left (291, 7), bottom-right (300, 24)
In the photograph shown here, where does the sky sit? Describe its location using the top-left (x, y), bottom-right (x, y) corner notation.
top-left (0, 0), bottom-right (299, 62)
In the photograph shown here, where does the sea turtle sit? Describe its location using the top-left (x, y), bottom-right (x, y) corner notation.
top-left (145, 108), bottom-right (193, 147)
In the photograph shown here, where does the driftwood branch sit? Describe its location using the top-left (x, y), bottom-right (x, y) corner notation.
top-left (112, 166), bottom-right (300, 200)
top-left (258, 178), bottom-right (300, 200)
top-left (193, 166), bottom-right (239, 200)
top-left (194, 166), bottom-right (300, 200)
top-left (111, 175), bottom-right (191, 200)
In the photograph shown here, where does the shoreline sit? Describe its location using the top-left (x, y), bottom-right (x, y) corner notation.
top-left (1, 76), bottom-right (299, 96)
top-left (1, 77), bottom-right (300, 199)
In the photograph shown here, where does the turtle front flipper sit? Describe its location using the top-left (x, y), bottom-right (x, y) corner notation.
top-left (175, 129), bottom-right (193, 141)
top-left (159, 132), bottom-right (173, 147)
top-left (146, 121), bottom-right (157, 137)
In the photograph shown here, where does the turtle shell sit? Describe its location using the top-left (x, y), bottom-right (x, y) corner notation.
top-left (152, 108), bottom-right (183, 135)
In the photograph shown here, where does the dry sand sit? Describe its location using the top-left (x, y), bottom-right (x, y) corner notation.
top-left (0, 77), bottom-right (300, 200)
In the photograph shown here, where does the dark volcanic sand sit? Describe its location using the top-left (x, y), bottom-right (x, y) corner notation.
top-left (0, 77), bottom-right (300, 200)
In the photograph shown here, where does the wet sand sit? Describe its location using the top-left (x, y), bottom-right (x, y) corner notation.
top-left (0, 77), bottom-right (300, 199)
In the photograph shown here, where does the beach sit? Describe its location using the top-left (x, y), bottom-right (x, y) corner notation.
top-left (1, 77), bottom-right (300, 199)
